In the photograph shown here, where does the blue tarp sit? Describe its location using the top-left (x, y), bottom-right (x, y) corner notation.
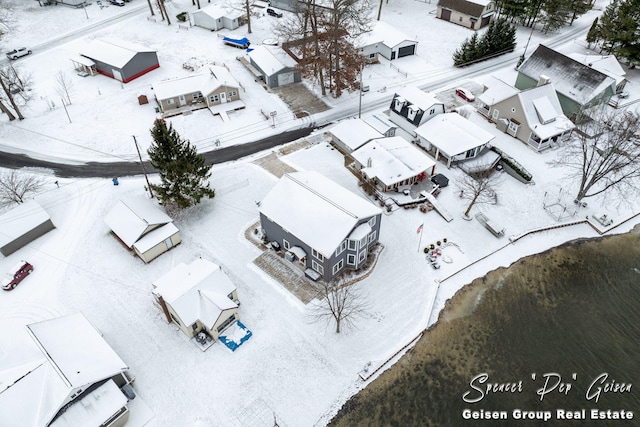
top-left (219, 321), bottom-right (252, 352)
top-left (222, 37), bottom-right (250, 49)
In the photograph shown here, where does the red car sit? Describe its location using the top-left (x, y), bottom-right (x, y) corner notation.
top-left (2, 261), bottom-right (33, 291)
top-left (455, 87), bottom-right (475, 102)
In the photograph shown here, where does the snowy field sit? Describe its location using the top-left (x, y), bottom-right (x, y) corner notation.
top-left (1, 0), bottom-right (639, 426)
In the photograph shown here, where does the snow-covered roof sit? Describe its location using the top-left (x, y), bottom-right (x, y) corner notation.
top-left (259, 171), bottom-right (381, 258)
top-left (50, 379), bottom-right (127, 427)
top-left (359, 21), bottom-right (417, 49)
top-left (0, 313), bottom-right (129, 427)
top-left (394, 86), bottom-right (442, 110)
top-left (415, 112), bottom-right (495, 157)
top-left (192, 3), bottom-right (244, 20)
top-left (518, 45), bottom-right (616, 104)
top-left (80, 38), bottom-right (156, 68)
top-left (153, 258), bottom-right (238, 329)
top-left (133, 222), bottom-right (179, 253)
top-left (154, 67), bottom-right (238, 100)
top-left (437, 0), bottom-right (493, 17)
top-left (104, 198), bottom-right (173, 248)
top-left (248, 45), bottom-right (296, 77)
top-left (568, 53), bottom-right (627, 86)
top-left (518, 84), bottom-right (575, 140)
top-left (477, 76), bottom-right (520, 105)
top-left (0, 200), bottom-right (53, 248)
top-left (352, 137), bottom-right (436, 187)
top-left (363, 113), bottom-right (397, 135)
top-left (329, 119), bottom-right (383, 151)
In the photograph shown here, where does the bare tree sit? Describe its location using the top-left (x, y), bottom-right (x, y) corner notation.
top-left (55, 70), bottom-right (74, 105)
top-left (0, 1), bottom-right (16, 41)
top-left (456, 170), bottom-right (501, 218)
top-left (0, 171), bottom-right (45, 208)
top-left (311, 280), bottom-right (368, 333)
top-left (0, 63), bottom-right (33, 120)
top-left (550, 105), bottom-right (640, 203)
top-left (275, 0), bottom-right (371, 97)
top-left (146, 0), bottom-right (155, 16)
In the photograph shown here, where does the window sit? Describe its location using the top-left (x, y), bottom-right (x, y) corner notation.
top-left (332, 259), bottom-right (344, 274)
top-left (429, 108), bottom-right (435, 114)
top-left (335, 240), bottom-right (347, 256)
top-left (368, 230), bottom-right (377, 243)
top-left (192, 323), bottom-right (198, 331)
top-left (283, 239), bottom-right (290, 250)
top-left (210, 94), bottom-right (219, 102)
top-left (508, 120), bottom-right (519, 132)
top-left (511, 107), bottom-right (516, 113)
top-left (359, 236), bottom-right (367, 249)
top-left (368, 217), bottom-right (376, 227)
top-left (347, 254), bottom-right (356, 265)
top-left (312, 248), bottom-right (324, 261)
top-left (167, 99), bottom-right (175, 105)
top-left (459, 16), bottom-right (463, 22)
top-left (358, 250), bottom-right (367, 263)
top-left (369, 53), bottom-right (375, 58)
top-left (192, 93), bottom-right (199, 100)
top-left (312, 260), bottom-right (324, 274)
top-left (348, 240), bottom-right (357, 250)
top-left (492, 109), bottom-right (499, 120)
top-left (229, 91), bottom-right (237, 97)
top-left (217, 314), bottom-right (236, 333)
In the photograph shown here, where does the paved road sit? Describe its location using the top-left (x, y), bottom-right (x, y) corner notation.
top-left (1, 127), bottom-right (313, 178)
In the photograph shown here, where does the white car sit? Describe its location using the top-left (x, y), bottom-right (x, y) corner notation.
top-left (6, 47), bottom-right (32, 60)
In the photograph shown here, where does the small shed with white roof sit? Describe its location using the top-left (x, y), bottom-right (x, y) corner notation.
top-left (0, 312), bottom-right (134, 427)
top-left (351, 136), bottom-right (436, 192)
top-left (329, 118), bottom-right (383, 153)
top-left (191, 4), bottom-right (245, 31)
top-left (79, 38), bottom-right (159, 83)
top-left (0, 200), bottom-right (55, 256)
top-left (259, 171), bottom-right (382, 282)
top-left (152, 258), bottom-right (240, 341)
top-left (358, 21), bottom-right (418, 62)
top-left (415, 112), bottom-right (495, 167)
top-left (104, 198), bottom-right (181, 263)
top-left (364, 113), bottom-right (397, 137)
top-left (247, 45), bottom-right (301, 88)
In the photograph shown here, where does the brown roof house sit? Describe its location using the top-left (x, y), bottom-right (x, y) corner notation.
top-left (437, 0), bottom-right (496, 30)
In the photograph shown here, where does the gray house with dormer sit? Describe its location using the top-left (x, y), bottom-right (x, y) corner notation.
top-left (388, 86), bottom-right (445, 136)
top-left (259, 171), bottom-right (382, 282)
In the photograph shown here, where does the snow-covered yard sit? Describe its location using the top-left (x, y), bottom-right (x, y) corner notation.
top-left (1, 0), bottom-right (639, 426)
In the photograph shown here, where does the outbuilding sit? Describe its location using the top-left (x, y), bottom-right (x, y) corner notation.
top-left (79, 38), bottom-right (160, 83)
top-left (191, 4), bottom-right (245, 31)
top-left (104, 198), bottom-right (181, 263)
top-left (329, 118), bottom-right (383, 154)
top-left (0, 200), bottom-right (55, 256)
top-left (247, 45), bottom-right (301, 88)
top-left (358, 21), bottom-right (418, 61)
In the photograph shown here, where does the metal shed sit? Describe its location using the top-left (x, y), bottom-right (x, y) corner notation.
top-left (0, 200), bottom-right (55, 256)
top-left (80, 38), bottom-right (160, 83)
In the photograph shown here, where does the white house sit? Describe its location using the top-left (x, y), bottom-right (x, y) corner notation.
top-left (415, 112), bottom-right (496, 168)
top-left (351, 136), bottom-right (436, 192)
top-left (104, 198), bottom-right (181, 263)
top-left (191, 4), bottom-right (244, 31)
top-left (0, 200), bottom-right (55, 256)
top-left (388, 86), bottom-right (445, 135)
top-left (358, 21), bottom-right (418, 62)
top-left (0, 313), bottom-right (135, 427)
top-left (152, 258), bottom-right (240, 342)
top-left (329, 118), bottom-right (383, 153)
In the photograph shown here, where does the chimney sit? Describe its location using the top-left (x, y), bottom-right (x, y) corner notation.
top-left (537, 74), bottom-right (551, 87)
top-left (367, 157), bottom-right (372, 168)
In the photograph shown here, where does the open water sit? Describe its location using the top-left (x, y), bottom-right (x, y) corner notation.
top-left (330, 225), bottom-right (640, 426)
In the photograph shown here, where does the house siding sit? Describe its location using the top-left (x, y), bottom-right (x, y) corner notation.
top-left (437, 0), bottom-right (494, 30)
top-left (85, 51), bottom-right (159, 84)
top-left (260, 212), bottom-right (382, 282)
top-left (389, 94), bottom-right (444, 135)
top-left (134, 232), bottom-right (181, 263)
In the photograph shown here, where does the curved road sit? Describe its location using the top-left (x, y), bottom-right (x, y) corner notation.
top-left (1, 127), bottom-right (313, 178)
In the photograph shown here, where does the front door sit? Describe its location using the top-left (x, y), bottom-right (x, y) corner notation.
top-left (220, 91), bottom-right (227, 103)
top-left (179, 95), bottom-right (186, 106)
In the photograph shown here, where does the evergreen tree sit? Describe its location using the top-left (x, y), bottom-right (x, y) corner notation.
top-left (147, 119), bottom-right (215, 209)
top-left (452, 19), bottom-right (515, 67)
top-left (586, 17), bottom-right (599, 48)
top-left (540, 0), bottom-right (573, 34)
top-left (597, 0), bottom-right (640, 63)
top-left (569, 0), bottom-right (593, 25)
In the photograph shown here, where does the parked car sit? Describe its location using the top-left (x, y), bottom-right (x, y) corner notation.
top-left (455, 87), bottom-right (475, 102)
top-left (267, 7), bottom-right (283, 17)
top-left (110, 0), bottom-right (125, 5)
top-left (617, 91), bottom-right (630, 99)
top-left (1, 261), bottom-right (34, 291)
top-left (6, 47), bottom-right (32, 60)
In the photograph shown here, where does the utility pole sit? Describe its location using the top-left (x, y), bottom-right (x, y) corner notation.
top-left (358, 62), bottom-right (364, 118)
top-left (133, 135), bottom-right (155, 199)
top-left (61, 98), bottom-right (72, 123)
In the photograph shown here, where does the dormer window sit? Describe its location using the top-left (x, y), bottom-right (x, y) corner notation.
top-left (394, 96), bottom-right (406, 112)
top-left (407, 105), bottom-right (418, 120)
